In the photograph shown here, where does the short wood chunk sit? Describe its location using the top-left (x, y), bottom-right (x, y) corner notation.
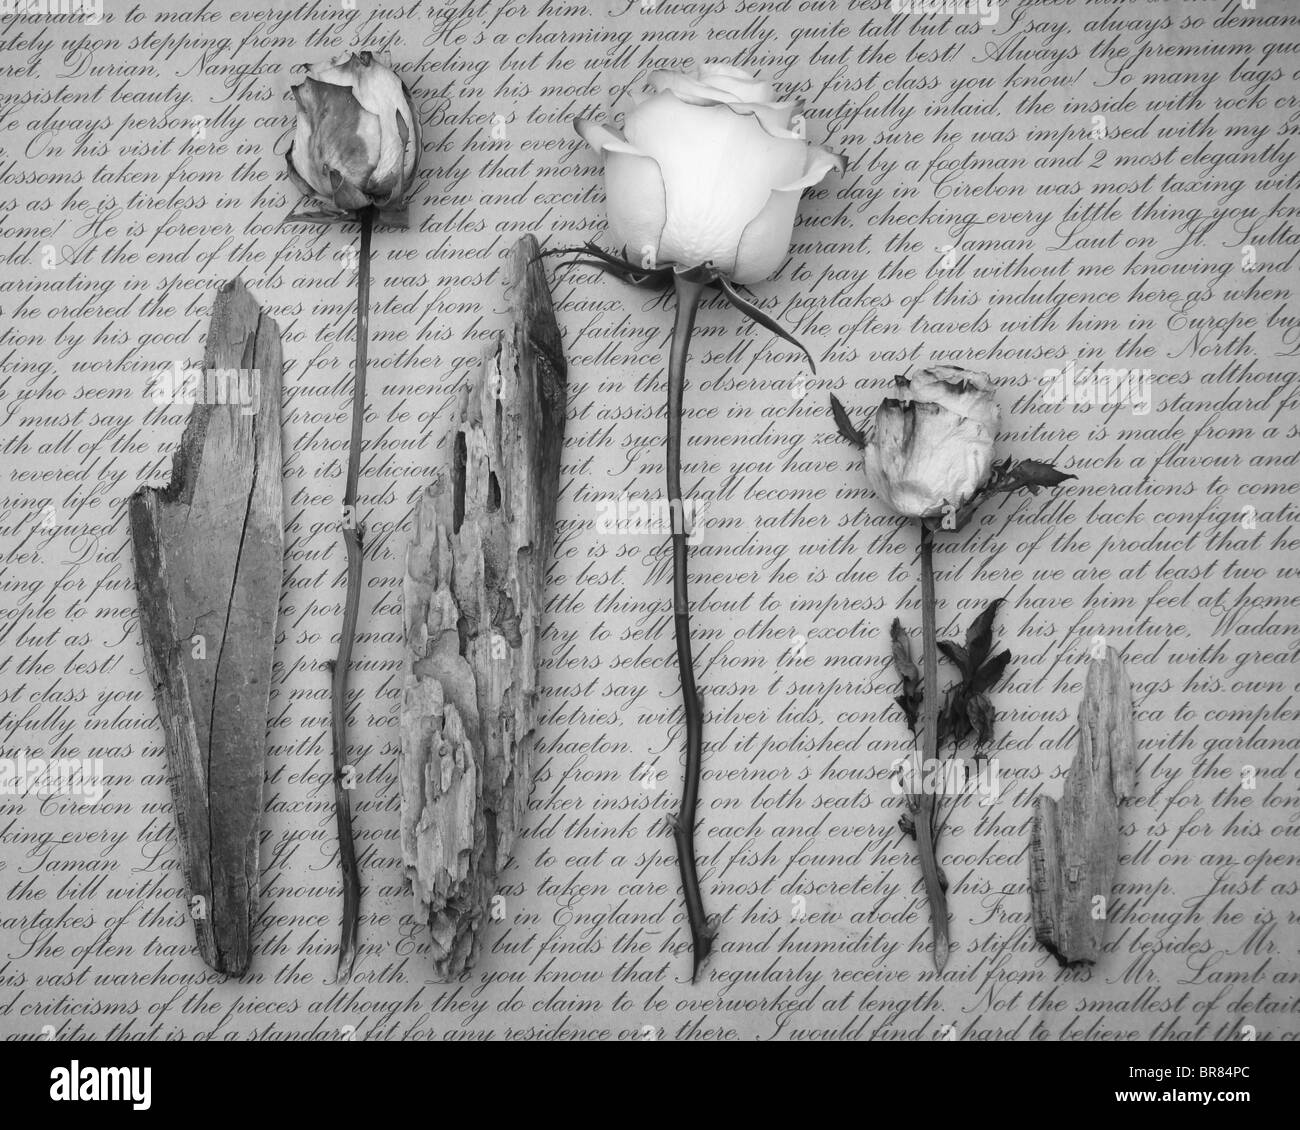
top-left (400, 235), bottom-right (568, 978)
top-left (1029, 646), bottom-right (1137, 965)
top-left (129, 279), bottom-right (284, 978)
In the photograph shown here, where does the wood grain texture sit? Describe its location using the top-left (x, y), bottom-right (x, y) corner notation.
top-left (129, 278), bottom-right (284, 978)
top-left (1029, 646), bottom-right (1137, 966)
top-left (400, 235), bottom-right (568, 978)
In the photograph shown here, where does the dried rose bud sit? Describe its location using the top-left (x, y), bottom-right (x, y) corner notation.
top-left (286, 51), bottom-right (421, 226)
top-left (862, 365), bottom-right (1001, 520)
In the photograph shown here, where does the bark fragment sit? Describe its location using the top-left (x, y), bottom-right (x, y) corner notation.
top-left (1029, 646), bottom-right (1137, 965)
top-left (400, 235), bottom-right (567, 978)
top-left (129, 278), bottom-right (284, 978)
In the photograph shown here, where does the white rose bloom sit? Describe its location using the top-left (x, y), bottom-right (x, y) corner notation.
top-left (576, 63), bottom-right (845, 284)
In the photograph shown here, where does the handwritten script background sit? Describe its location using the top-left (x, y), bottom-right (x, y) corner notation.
top-left (1, 0), bottom-right (1298, 1041)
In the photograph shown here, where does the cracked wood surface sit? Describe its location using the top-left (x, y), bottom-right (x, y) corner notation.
top-left (1029, 646), bottom-right (1137, 966)
top-left (400, 235), bottom-right (567, 978)
top-left (129, 278), bottom-right (284, 978)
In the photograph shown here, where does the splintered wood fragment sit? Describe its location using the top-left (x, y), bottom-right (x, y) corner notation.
top-left (129, 278), bottom-right (283, 978)
top-left (1030, 646), bottom-right (1137, 965)
top-left (400, 234), bottom-right (567, 978)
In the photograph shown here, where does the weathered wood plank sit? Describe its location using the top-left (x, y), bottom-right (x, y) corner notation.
top-left (1029, 646), bottom-right (1137, 965)
top-left (129, 278), bottom-right (284, 978)
top-left (400, 235), bottom-right (567, 978)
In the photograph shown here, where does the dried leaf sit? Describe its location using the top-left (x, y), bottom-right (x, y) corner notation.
top-left (830, 393), bottom-right (866, 450)
top-left (895, 693), bottom-right (921, 735)
top-left (965, 598), bottom-right (1003, 671)
top-left (890, 618), bottom-right (920, 684)
top-left (967, 693), bottom-right (995, 750)
top-left (937, 639), bottom-right (970, 678)
top-left (992, 458), bottom-right (1077, 497)
top-left (972, 648), bottom-right (1012, 694)
top-left (1012, 459), bottom-right (1076, 489)
top-left (943, 686), bottom-right (972, 745)
top-left (889, 619), bottom-right (923, 734)
top-left (717, 275), bottom-right (816, 374)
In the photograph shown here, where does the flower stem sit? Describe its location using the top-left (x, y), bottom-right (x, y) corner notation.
top-left (913, 522), bottom-right (950, 972)
top-left (329, 204), bottom-right (374, 981)
top-left (666, 272), bottom-right (713, 983)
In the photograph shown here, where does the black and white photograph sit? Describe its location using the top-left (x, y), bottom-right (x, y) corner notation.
top-left (0, 0), bottom-right (1295, 1106)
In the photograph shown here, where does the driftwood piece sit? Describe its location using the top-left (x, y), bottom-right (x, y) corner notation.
top-left (400, 234), bottom-right (568, 978)
top-left (1029, 646), bottom-right (1137, 965)
top-left (129, 278), bottom-right (283, 978)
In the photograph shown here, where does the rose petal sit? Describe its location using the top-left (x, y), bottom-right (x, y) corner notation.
top-left (305, 54), bottom-right (414, 202)
top-left (348, 55), bottom-right (405, 115)
top-left (710, 97), bottom-right (805, 138)
top-left (349, 58), bottom-right (411, 192)
top-left (732, 145), bottom-right (847, 284)
top-left (864, 395), bottom-right (997, 518)
top-left (295, 77), bottom-right (382, 202)
top-left (604, 149), bottom-right (669, 268)
top-left (575, 118), bottom-right (640, 156)
top-left (368, 108), bottom-right (407, 199)
top-left (285, 147), bottom-right (319, 199)
top-left (907, 365), bottom-right (1001, 431)
top-left (865, 406), bottom-right (939, 516)
top-left (650, 68), bottom-right (772, 107)
top-left (624, 92), bottom-right (806, 274)
top-left (328, 166), bottom-right (373, 212)
top-left (575, 119), bottom-right (669, 266)
top-left (288, 113), bottom-right (330, 196)
top-left (695, 62), bottom-right (780, 104)
top-left (907, 408), bottom-right (995, 510)
top-left (309, 58), bottom-right (358, 86)
top-left (309, 48), bottom-right (387, 85)
top-left (648, 71), bottom-right (800, 136)
top-left (401, 85), bottom-right (422, 182)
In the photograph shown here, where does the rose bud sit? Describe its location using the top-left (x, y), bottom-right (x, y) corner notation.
top-left (575, 63), bottom-right (845, 284)
top-left (862, 365), bottom-right (1001, 520)
top-left (286, 51), bottom-right (421, 226)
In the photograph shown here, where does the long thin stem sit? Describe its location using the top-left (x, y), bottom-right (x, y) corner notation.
top-left (912, 522), bottom-right (950, 972)
top-left (329, 205), bottom-right (374, 982)
top-left (666, 272), bottom-right (713, 983)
